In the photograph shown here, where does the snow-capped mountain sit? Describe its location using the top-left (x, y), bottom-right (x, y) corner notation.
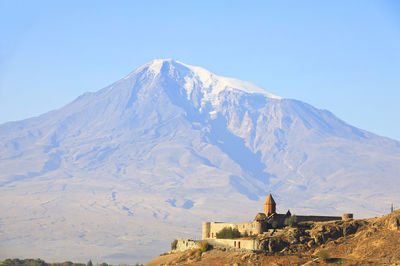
top-left (1, 59), bottom-right (399, 263)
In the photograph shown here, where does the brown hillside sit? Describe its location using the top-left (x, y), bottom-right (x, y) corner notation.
top-left (317, 209), bottom-right (400, 264)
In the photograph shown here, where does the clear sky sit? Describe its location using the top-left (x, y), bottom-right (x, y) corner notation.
top-left (1, 0), bottom-right (400, 140)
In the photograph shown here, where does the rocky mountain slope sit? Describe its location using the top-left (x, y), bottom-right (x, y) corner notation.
top-left (147, 209), bottom-right (400, 265)
top-left (1, 59), bottom-right (399, 264)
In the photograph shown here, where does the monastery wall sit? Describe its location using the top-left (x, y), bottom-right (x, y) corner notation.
top-left (295, 215), bottom-right (342, 223)
top-left (202, 221), bottom-right (262, 240)
top-left (207, 238), bottom-right (261, 251)
top-left (171, 238), bottom-right (262, 252)
top-left (172, 239), bottom-right (199, 252)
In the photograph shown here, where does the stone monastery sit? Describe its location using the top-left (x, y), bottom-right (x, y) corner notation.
top-left (173, 193), bottom-right (353, 252)
top-left (203, 193), bottom-right (352, 240)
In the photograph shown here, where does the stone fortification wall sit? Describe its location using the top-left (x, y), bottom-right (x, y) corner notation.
top-left (269, 213), bottom-right (349, 227)
top-left (207, 238), bottom-right (261, 251)
top-left (295, 215), bottom-right (342, 223)
top-left (172, 238), bottom-right (261, 252)
top-left (202, 221), bottom-right (262, 240)
top-left (172, 239), bottom-right (199, 252)
top-left (202, 222), bottom-right (211, 239)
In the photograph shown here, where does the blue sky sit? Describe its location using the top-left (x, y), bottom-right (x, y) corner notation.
top-left (1, 0), bottom-right (400, 140)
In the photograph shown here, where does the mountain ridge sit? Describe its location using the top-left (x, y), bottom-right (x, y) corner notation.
top-left (0, 59), bottom-right (399, 264)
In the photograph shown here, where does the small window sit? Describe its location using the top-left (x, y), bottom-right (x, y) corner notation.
top-left (238, 241), bottom-right (240, 248)
top-left (212, 232), bottom-right (214, 238)
top-left (234, 241), bottom-right (236, 247)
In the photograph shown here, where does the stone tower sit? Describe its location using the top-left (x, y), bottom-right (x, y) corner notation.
top-left (264, 193), bottom-right (276, 216)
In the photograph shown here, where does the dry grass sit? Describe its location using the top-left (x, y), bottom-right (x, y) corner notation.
top-left (317, 249), bottom-right (330, 262)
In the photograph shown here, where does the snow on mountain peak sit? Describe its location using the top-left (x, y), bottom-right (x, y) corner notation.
top-left (177, 60), bottom-right (282, 100)
top-left (146, 58), bottom-right (169, 73)
top-left (125, 59), bottom-right (282, 101)
top-left (126, 58), bottom-right (173, 77)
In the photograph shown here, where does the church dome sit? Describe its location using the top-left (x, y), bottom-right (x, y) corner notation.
top-left (264, 193), bottom-right (276, 205)
top-left (254, 212), bottom-right (267, 221)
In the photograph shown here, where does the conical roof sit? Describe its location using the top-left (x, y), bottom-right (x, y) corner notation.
top-left (254, 212), bottom-right (267, 221)
top-left (264, 193), bottom-right (276, 205)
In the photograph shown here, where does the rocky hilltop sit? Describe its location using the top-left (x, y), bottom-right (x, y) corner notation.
top-left (146, 209), bottom-right (400, 265)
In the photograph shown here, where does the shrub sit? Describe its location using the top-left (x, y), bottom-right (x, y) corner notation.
top-left (197, 240), bottom-right (209, 252)
top-left (317, 249), bottom-right (330, 262)
top-left (1, 258), bottom-right (48, 266)
top-left (216, 227), bottom-right (241, 239)
top-left (171, 239), bottom-right (178, 250)
top-left (284, 215), bottom-right (298, 227)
